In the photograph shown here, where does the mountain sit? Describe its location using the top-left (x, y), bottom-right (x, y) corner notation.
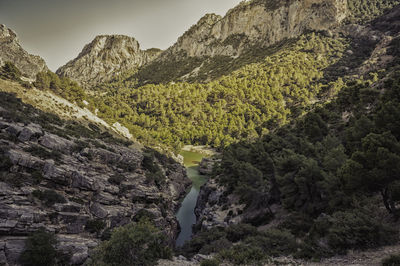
top-left (57, 0), bottom-right (348, 87)
top-left (56, 35), bottom-right (161, 88)
top-left (0, 24), bottom-right (48, 80)
top-left (136, 0), bottom-right (347, 84)
top-left (1, 0), bottom-right (400, 265)
top-left (162, 0), bottom-right (347, 59)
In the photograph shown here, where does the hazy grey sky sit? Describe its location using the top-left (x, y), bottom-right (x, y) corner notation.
top-left (0, 0), bottom-right (242, 71)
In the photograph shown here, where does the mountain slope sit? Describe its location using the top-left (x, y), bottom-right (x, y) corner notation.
top-left (56, 35), bottom-right (161, 88)
top-left (0, 24), bottom-right (48, 80)
top-left (135, 0), bottom-right (347, 84)
top-left (180, 5), bottom-right (400, 264)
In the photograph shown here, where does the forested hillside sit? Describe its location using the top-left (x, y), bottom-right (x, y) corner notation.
top-left (88, 34), bottom-right (352, 151)
top-left (180, 33), bottom-right (400, 265)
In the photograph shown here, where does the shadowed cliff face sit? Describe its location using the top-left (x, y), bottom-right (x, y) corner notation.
top-left (0, 24), bottom-right (48, 80)
top-left (56, 35), bottom-right (161, 88)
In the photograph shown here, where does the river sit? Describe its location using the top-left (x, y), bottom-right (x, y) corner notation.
top-left (175, 150), bottom-right (208, 247)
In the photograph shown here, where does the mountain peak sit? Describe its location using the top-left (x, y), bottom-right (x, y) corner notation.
top-left (155, 0), bottom-right (347, 74)
top-left (0, 24), bottom-right (17, 40)
top-left (0, 25), bottom-right (48, 80)
top-left (57, 34), bottom-right (161, 87)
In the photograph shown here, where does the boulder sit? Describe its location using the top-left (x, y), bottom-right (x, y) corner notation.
top-left (18, 123), bottom-right (43, 142)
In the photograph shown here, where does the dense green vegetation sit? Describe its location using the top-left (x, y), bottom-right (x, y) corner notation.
top-left (181, 37), bottom-right (400, 261)
top-left (19, 229), bottom-right (69, 266)
top-left (0, 61), bottom-right (32, 88)
top-left (0, 61), bottom-right (21, 81)
top-left (89, 219), bottom-right (172, 266)
top-left (346, 0), bottom-right (400, 23)
top-left (92, 33), bottom-right (349, 151)
top-left (34, 71), bottom-right (88, 107)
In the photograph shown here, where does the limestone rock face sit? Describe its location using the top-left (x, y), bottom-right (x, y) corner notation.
top-left (0, 116), bottom-right (190, 265)
top-left (160, 0), bottom-right (348, 60)
top-left (56, 35), bottom-right (161, 87)
top-left (0, 25), bottom-right (48, 80)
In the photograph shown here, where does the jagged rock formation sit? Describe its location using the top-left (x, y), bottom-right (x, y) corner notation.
top-left (0, 91), bottom-right (190, 265)
top-left (56, 35), bottom-right (161, 87)
top-left (0, 25), bottom-right (48, 80)
top-left (162, 0), bottom-right (347, 59)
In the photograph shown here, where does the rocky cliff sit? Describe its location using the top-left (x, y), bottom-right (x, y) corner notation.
top-left (0, 91), bottom-right (190, 265)
top-left (0, 25), bottom-right (48, 80)
top-left (161, 0), bottom-right (347, 59)
top-left (136, 0), bottom-right (348, 84)
top-left (56, 35), bottom-right (161, 88)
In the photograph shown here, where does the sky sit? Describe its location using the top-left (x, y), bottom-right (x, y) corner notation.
top-left (0, 0), bottom-right (242, 71)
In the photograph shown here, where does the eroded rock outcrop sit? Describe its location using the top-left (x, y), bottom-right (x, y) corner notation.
top-left (56, 35), bottom-right (161, 87)
top-left (0, 25), bottom-right (48, 80)
top-left (0, 111), bottom-right (190, 265)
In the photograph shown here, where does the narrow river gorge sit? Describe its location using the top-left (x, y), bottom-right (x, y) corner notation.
top-left (175, 150), bottom-right (208, 247)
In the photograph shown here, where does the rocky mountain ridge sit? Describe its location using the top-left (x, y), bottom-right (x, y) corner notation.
top-left (56, 35), bottom-right (161, 87)
top-left (0, 25), bottom-right (48, 80)
top-left (160, 0), bottom-right (347, 59)
top-left (57, 0), bottom-right (348, 87)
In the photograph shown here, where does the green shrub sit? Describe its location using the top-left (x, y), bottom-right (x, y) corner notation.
top-left (382, 254), bottom-right (400, 266)
top-left (200, 258), bottom-right (220, 266)
top-left (180, 227), bottom-right (226, 258)
top-left (86, 219), bottom-right (106, 234)
top-left (23, 145), bottom-right (62, 162)
top-left (279, 212), bottom-right (314, 237)
top-left (225, 223), bottom-right (257, 242)
top-left (0, 61), bottom-right (21, 81)
top-left (313, 210), bottom-right (398, 253)
top-left (244, 229), bottom-right (299, 257)
top-left (218, 244), bottom-right (268, 265)
top-left (108, 174), bottom-right (126, 185)
top-left (89, 219), bottom-right (172, 266)
top-left (142, 152), bottom-right (160, 173)
top-left (0, 153), bottom-right (12, 171)
top-left (19, 229), bottom-right (57, 266)
top-left (32, 190), bottom-right (67, 206)
top-left (30, 170), bottom-right (44, 184)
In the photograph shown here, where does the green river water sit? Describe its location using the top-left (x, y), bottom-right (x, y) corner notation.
top-left (175, 150), bottom-right (208, 247)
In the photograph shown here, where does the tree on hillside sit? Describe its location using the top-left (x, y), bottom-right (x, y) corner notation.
top-left (342, 132), bottom-right (400, 214)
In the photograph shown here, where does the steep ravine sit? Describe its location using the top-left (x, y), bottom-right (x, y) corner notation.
top-left (175, 151), bottom-right (207, 247)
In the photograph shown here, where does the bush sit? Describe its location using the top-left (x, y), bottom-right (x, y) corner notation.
top-left (108, 174), bottom-right (126, 185)
top-left (23, 145), bottom-right (62, 162)
top-left (218, 244), bottom-right (268, 265)
top-left (30, 170), bottom-right (43, 184)
top-left (180, 227), bottom-right (226, 258)
top-left (225, 223), bottom-right (257, 242)
top-left (89, 219), bottom-right (172, 266)
top-left (86, 219), bottom-right (106, 234)
top-left (0, 61), bottom-right (21, 81)
top-left (0, 153), bottom-right (12, 171)
top-left (382, 254), bottom-right (400, 266)
top-left (32, 190), bottom-right (67, 207)
top-left (19, 229), bottom-right (57, 266)
top-left (313, 210), bottom-right (398, 253)
top-left (244, 229), bottom-right (299, 257)
top-left (200, 259), bottom-right (220, 266)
